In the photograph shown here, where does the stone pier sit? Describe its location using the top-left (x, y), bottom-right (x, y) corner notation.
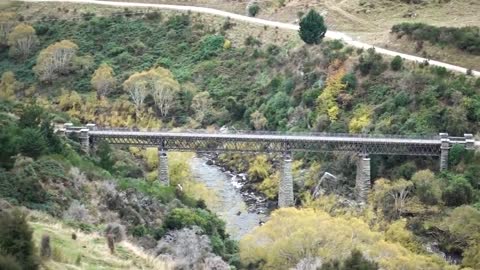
top-left (355, 155), bottom-right (371, 204)
top-left (440, 133), bottom-right (449, 171)
top-left (278, 152), bottom-right (294, 208)
top-left (79, 128), bottom-right (90, 154)
top-left (158, 148), bottom-right (169, 185)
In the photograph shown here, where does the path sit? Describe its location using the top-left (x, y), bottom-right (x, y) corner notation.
top-left (21, 0), bottom-right (480, 76)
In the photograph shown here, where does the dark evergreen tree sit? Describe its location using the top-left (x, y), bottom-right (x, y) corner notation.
top-left (18, 128), bottom-right (47, 159)
top-left (390, 55), bottom-right (403, 71)
top-left (299, 9), bottom-right (327, 44)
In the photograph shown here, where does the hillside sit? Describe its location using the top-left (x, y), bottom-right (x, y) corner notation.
top-left (102, 0), bottom-right (480, 70)
top-left (1, 1), bottom-right (480, 269)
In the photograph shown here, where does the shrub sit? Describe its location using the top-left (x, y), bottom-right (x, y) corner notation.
top-left (299, 9), bottom-right (327, 45)
top-left (164, 208), bottom-right (226, 238)
top-left (18, 128), bottom-right (47, 159)
top-left (341, 72), bottom-right (357, 91)
top-left (247, 2), bottom-right (260, 17)
top-left (104, 223), bottom-right (126, 243)
top-left (0, 255), bottom-right (22, 270)
top-left (390, 56), bottom-right (403, 71)
top-left (411, 170), bottom-right (441, 205)
top-left (391, 23), bottom-right (480, 55)
top-left (442, 175), bottom-right (474, 206)
top-left (357, 48), bottom-right (387, 76)
top-left (0, 208), bottom-right (39, 270)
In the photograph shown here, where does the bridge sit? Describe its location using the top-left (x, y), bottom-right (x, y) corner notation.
top-left (59, 124), bottom-right (477, 207)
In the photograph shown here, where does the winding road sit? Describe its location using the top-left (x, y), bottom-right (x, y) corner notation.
top-left (22, 0), bottom-right (480, 76)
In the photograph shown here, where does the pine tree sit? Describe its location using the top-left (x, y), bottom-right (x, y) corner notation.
top-left (299, 9), bottom-right (327, 45)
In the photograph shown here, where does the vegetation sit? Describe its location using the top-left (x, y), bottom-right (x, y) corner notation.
top-left (391, 23), bottom-right (480, 55)
top-left (299, 9), bottom-right (327, 45)
top-left (0, 209), bottom-right (39, 270)
top-left (0, 3), bottom-right (480, 270)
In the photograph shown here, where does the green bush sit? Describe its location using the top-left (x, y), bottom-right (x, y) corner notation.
top-left (18, 128), bottom-right (47, 159)
top-left (0, 209), bottom-right (39, 270)
top-left (442, 175), bottom-right (474, 206)
top-left (164, 208), bottom-right (226, 238)
top-left (390, 56), bottom-right (403, 71)
top-left (412, 170), bottom-right (442, 205)
top-left (341, 72), bottom-right (357, 91)
top-left (247, 3), bottom-right (260, 17)
top-left (357, 48), bottom-right (387, 76)
top-left (391, 23), bottom-right (480, 55)
top-left (0, 255), bottom-right (22, 270)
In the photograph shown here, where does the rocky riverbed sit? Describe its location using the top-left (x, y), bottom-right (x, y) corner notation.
top-left (190, 154), bottom-right (275, 239)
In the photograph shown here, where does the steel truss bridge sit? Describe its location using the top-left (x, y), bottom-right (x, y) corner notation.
top-left (60, 124), bottom-right (478, 207)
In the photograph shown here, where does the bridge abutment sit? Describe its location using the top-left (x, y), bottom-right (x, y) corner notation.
top-left (355, 155), bottom-right (371, 204)
top-left (158, 148), bottom-right (169, 185)
top-left (278, 152), bottom-right (294, 208)
top-left (440, 133), bottom-right (449, 171)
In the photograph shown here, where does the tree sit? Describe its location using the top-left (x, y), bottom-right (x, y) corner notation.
top-left (0, 209), bottom-right (39, 270)
top-left (411, 170), bottom-right (441, 205)
top-left (299, 9), bottom-right (327, 45)
top-left (0, 71), bottom-right (20, 99)
top-left (18, 128), bottom-right (47, 159)
top-left (151, 67), bottom-right (180, 117)
top-left (442, 175), bottom-right (474, 206)
top-left (250, 110), bottom-right (268, 130)
top-left (0, 12), bottom-right (16, 46)
top-left (317, 69), bottom-right (346, 122)
top-left (33, 40), bottom-right (79, 82)
top-left (7, 23), bottom-right (38, 58)
top-left (372, 178), bottom-right (413, 220)
top-left (191, 91), bottom-right (214, 124)
top-left (123, 67), bottom-right (180, 117)
top-left (91, 63), bottom-right (115, 99)
top-left (123, 71), bottom-right (150, 115)
top-left (390, 56), bottom-right (403, 71)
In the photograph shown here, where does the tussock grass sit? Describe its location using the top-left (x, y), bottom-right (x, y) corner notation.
top-left (29, 212), bottom-right (174, 270)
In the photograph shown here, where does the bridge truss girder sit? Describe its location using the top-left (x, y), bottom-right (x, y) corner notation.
top-left (90, 135), bottom-right (441, 156)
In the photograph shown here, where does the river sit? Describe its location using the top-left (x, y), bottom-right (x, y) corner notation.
top-left (190, 155), bottom-right (268, 239)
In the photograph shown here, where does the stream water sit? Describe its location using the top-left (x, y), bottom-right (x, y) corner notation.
top-left (190, 156), bottom-right (267, 240)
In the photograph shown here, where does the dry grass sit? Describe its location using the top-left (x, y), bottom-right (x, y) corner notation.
top-left (29, 211), bottom-right (174, 270)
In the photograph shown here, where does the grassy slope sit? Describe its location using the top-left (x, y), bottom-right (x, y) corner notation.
top-left (29, 213), bottom-right (174, 270)
top-left (104, 0), bottom-right (480, 69)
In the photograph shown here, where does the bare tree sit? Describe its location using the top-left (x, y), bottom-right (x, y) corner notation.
top-left (33, 40), bottom-right (79, 82)
top-left (91, 63), bottom-right (115, 98)
top-left (7, 23), bottom-right (38, 58)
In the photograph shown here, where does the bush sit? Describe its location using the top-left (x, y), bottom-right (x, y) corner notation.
top-left (299, 9), bottom-right (327, 45)
top-left (247, 2), bottom-right (260, 17)
top-left (0, 255), bottom-right (22, 270)
top-left (0, 209), bottom-right (39, 270)
top-left (391, 23), bottom-right (480, 55)
top-left (390, 56), bottom-right (403, 71)
top-left (411, 170), bottom-right (442, 205)
top-left (18, 128), bottom-right (47, 159)
top-left (341, 72), bottom-right (357, 91)
top-left (164, 208), bottom-right (226, 238)
top-left (357, 48), bottom-right (387, 76)
top-left (104, 223), bottom-right (126, 243)
top-left (442, 175), bottom-right (474, 206)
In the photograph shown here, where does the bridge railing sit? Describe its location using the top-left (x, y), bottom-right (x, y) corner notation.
top-left (87, 126), bottom-right (440, 140)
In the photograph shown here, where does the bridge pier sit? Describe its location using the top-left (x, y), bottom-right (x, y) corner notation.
top-left (79, 128), bottom-right (90, 154)
top-left (355, 155), bottom-right (371, 204)
top-left (440, 133), bottom-right (449, 171)
top-left (278, 152), bottom-right (294, 208)
top-left (158, 148), bottom-right (169, 185)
